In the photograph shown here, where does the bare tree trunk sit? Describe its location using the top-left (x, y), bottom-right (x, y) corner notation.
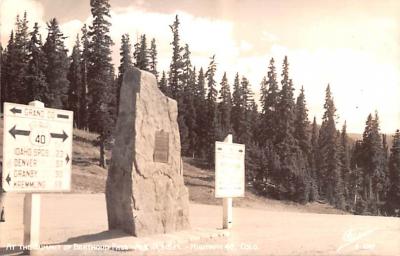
top-left (368, 176), bottom-right (373, 200)
top-left (99, 137), bottom-right (107, 168)
top-left (354, 184), bottom-right (357, 206)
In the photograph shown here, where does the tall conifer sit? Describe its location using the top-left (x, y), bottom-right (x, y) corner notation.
top-left (25, 22), bottom-right (48, 102)
top-left (159, 71), bottom-right (169, 95)
top-left (67, 35), bottom-right (83, 126)
top-left (206, 55), bottom-right (219, 164)
top-left (386, 130), bottom-right (400, 215)
top-left (294, 86), bottom-right (310, 156)
top-left (168, 15), bottom-right (184, 99)
top-left (218, 72), bottom-right (232, 137)
top-left (231, 73), bottom-right (243, 141)
top-left (149, 38), bottom-right (158, 79)
top-left (318, 84), bottom-right (344, 208)
top-left (260, 58), bottom-right (279, 145)
top-left (80, 24), bottom-right (90, 130)
top-left (43, 18), bottom-right (70, 108)
top-left (87, 0), bottom-right (115, 167)
top-left (136, 34), bottom-right (149, 71)
top-left (194, 68), bottom-right (207, 158)
top-left (117, 34), bottom-right (132, 112)
top-left (7, 13), bottom-right (30, 103)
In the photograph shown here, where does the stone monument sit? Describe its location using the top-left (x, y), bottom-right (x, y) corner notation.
top-left (106, 67), bottom-right (190, 236)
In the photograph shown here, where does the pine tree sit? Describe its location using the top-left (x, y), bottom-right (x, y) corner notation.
top-left (294, 86), bottom-right (310, 156)
top-left (309, 116), bottom-right (320, 200)
top-left (87, 0), bottom-right (115, 167)
top-left (386, 130), bottom-right (400, 215)
top-left (173, 45), bottom-right (193, 155)
top-left (1, 31), bottom-right (15, 105)
top-left (182, 68), bottom-right (197, 157)
top-left (159, 71), bottom-right (169, 95)
top-left (133, 35), bottom-right (140, 67)
top-left (248, 90), bottom-right (259, 144)
top-left (244, 92), bottom-right (262, 186)
top-left (136, 34), bottom-right (149, 71)
top-left (218, 72), bottom-right (232, 137)
top-left (231, 72), bottom-right (243, 141)
top-left (43, 18), bottom-right (70, 108)
top-left (194, 67), bottom-right (207, 158)
top-left (80, 24), bottom-right (90, 130)
top-left (149, 38), bottom-right (158, 79)
top-left (275, 56), bottom-right (296, 147)
top-left (382, 134), bottom-right (389, 161)
top-left (360, 112), bottom-right (386, 213)
top-left (179, 44), bottom-right (194, 155)
top-left (260, 58), bottom-right (279, 145)
top-left (67, 35), bottom-right (83, 127)
top-left (117, 34), bottom-right (132, 112)
top-left (294, 86), bottom-right (318, 202)
top-left (382, 133), bottom-right (390, 203)
top-left (181, 44), bottom-right (191, 87)
top-left (205, 55), bottom-right (219, 164)
top-left (318, 84), bottom-right (345, 208)
top-left (181, 47), bottom-right (197, 157)
top-left (239, 76), bottom-right (253, 145)
top-left (310, 116), bottom-right (319, 178)
top-left (6, 13), bottom-right (30, 103)
top-left (350, 140), bottom-right (365, 213)
top-left (168, 15), bottom-right (184, 99)
top-left (24, 22), bottom-right (48, 102)
top-left (339, 121), bottom-right (351, 208)
top-left (273, 57), bottom-right (308, 202)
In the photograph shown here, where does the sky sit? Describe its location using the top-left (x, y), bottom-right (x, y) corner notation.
top-left (1, 0), bottom-right (399, 134)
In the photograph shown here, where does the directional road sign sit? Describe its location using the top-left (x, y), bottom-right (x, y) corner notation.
top-left (2, 102), bottom-right (73, 192)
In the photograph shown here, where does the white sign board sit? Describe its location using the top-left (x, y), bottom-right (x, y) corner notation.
top-left (215, 141), bottom-right (245, 198)
top-left (2, 102), bottom-right (73, 192)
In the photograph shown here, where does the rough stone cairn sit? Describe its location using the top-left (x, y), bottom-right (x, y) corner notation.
top-left (106, 67), bottom-right (190, 236)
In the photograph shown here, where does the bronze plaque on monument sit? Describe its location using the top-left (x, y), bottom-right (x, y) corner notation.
top-left (154, 131), bottom-right (169, 163)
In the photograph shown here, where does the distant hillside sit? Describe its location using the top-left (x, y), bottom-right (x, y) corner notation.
top-left (348, 132), bottom-right (394, 148)
top-left (347, 133), bottom-right (362, 142)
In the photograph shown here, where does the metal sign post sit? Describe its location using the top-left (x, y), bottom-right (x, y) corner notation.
top-left (2, 101), bottom-right (73, 254)
top-left (215, 134), bottom-right (245, 229)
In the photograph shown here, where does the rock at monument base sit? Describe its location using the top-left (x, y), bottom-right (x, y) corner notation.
top-left (105, 67), bottom-right (190, 236)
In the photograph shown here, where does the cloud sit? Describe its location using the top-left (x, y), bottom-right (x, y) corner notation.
top-left (60, 19), bottom-right (85, 50)
top-left (265, 45), bottom-right (400, 134)
top-left (240, 40), bottom-right (253, 52)
top-left (261, 31), bottom-right (278, 43)
top-left (106, 7), bottom-right (242, 86)
top-left (0, 0), bottom-right (46, 46)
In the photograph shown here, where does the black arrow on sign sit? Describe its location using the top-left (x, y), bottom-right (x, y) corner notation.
top-left (9, 125), bottom-right (30, 139)
top-left (10, 107), bottom-right (22, 114)
top-left (50, 130), bottom-right (68, 142)
top-left (57, 114), bottom-right (69, 119)
top-left (65, 154), bottom-right (70, 164)
top-left (6, 174), bottom-right (11, 185)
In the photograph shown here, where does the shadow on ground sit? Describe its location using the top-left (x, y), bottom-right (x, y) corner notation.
top-left (0, 247), bottom-right (23, 256)
top-left (56, 230), bottom-right (128, 245)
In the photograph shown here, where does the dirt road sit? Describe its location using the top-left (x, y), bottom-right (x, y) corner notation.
top-left (0, 194), bottom-right (399, 255)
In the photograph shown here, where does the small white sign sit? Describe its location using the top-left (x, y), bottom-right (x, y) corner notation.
top-left (215, 141), bottom-right (245, 198)
top-left (2, 102), bottom-right (73, 192)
